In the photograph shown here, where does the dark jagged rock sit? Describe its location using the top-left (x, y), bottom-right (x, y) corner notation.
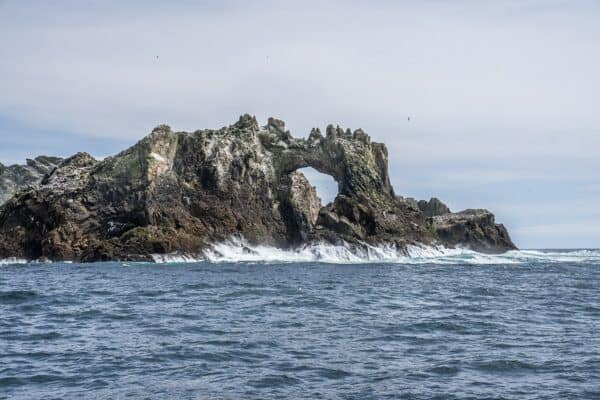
top-left (418, 197), bottom-right (451, 218)
top-left (430, 210), bottom-right (514, 254)
top-left (0, 115), bottom-right (516, 261)
top-left (0, 156), bottom-right (63, 205)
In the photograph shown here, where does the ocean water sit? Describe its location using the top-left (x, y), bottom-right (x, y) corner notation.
top-left (1, 248), bottom-right (600, 399)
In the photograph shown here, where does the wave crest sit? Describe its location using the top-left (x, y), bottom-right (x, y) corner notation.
top-left (0, 258), bottom-right (28, 266)
top-left (151, 237), bottom-right (600, 265)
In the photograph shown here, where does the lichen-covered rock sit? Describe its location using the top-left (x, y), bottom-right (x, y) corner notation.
top-left (0, 156), bottom-right (63, 204)
top-left (0, 115), bottom-right (516, 261)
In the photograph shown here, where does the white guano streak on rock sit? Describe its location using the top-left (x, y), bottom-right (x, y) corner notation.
top-left (149, 152), bottom-right (167, 163)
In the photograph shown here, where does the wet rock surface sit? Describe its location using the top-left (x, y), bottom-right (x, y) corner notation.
top-left (0, 115), bottom-right (516, 261)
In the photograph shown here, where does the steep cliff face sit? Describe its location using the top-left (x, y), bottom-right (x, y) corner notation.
top-left (0, 115), bottom-right (516, 261)
top-left (0, 156), bottom-right (63, 205)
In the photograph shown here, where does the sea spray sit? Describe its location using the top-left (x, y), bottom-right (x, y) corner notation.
top-left (151, 236), bottom-right (600, 265)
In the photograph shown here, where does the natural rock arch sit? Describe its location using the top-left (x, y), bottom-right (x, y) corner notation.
top-left (0, 114), bottom-right (516, 261)
top-left (295, 167), bottom-right (337, 206)
top-left (259, 117), bottom-right (394, 200)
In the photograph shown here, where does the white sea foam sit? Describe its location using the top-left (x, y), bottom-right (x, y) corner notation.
top-left (151, 236), bottom-right (600, 265)
top-left (4, 238), bottom-right (596, 265)
top-left (201, 237), bottom-right (523, 265)
top-left (204, 239), bottom-right (395, 263)
top-left (150, 253), bottom-right (203, 264)
top-left (0, 258), bottom-right (29, 266)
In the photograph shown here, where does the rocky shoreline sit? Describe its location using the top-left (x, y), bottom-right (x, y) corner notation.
top-left (0, 115), bottom-right (516, 262)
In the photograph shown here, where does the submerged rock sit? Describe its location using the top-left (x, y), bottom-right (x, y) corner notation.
top-left (0, 115), bottom-right (516, 261)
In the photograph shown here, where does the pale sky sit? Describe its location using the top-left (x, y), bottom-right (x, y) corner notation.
top-left (1, 0), bottom-right (599, 248)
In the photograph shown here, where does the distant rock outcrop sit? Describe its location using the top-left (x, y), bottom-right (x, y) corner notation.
top-left (430, 209), bottom-right (514, 254)
top-left (418, 197), bottom-right (451, 218)
top-left (0, 156), bottom-right (63, 205)
top-left (0, 115), bottom-right (516, 261)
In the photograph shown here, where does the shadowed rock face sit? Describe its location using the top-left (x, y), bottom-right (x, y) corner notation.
top-left (0, 115), bottom-right (516, 261)
top-left (418, 197), bottom-right (451, 218)
top-left (431, 210), bottom-right (515, 254)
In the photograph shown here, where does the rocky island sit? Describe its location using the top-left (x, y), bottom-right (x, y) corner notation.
top-left (0, 115), bottom-right (515, 262)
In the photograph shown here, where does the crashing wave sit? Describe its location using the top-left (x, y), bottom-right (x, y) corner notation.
top-left (150, 253), bottom-right (203, 264)
top-left (203, 237), bottom-right (404, 263)
top-left (150, 236), bottom-right (600, 265)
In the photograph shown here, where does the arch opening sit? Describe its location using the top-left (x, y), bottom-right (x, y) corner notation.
top-left (297, 167), bottom-right (338, 206)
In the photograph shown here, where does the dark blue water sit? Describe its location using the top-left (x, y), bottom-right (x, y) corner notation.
top-left (2, 258), bottom-right (600, 399)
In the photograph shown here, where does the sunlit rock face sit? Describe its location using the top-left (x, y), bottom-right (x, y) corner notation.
top-left (0, 115), bottom-right (516, 261)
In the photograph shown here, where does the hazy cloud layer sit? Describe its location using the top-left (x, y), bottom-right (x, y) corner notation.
top-left (1, 0), bottom-right (598, 248)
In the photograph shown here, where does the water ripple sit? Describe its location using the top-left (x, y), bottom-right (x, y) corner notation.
top-left (1, 258), bottom-right (599, 399)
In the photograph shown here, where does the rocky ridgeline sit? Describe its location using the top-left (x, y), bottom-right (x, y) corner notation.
top-left (0, 156), bottom-right (63, 204)
top-left (0, 115), bottom-right (516, 261)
